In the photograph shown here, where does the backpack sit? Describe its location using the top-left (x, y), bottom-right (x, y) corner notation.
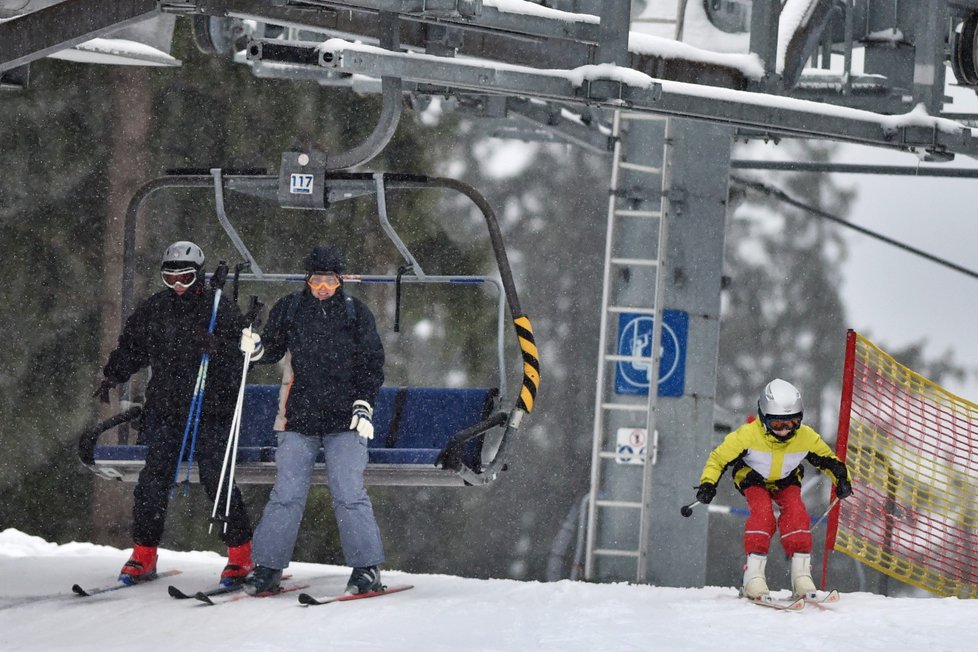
top-left (281, 290), bottom-right (358, 338)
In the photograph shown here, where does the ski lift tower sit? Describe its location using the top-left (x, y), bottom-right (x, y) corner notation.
top-left (4, 0), bottom-right (978, 588)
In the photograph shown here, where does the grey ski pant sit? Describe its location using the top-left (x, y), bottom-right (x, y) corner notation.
top-left (251, 430), bottom-right (384, 570)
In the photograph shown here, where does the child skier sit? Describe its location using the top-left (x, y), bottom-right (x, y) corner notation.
top-left (694, 378), bottom-right (852, 599)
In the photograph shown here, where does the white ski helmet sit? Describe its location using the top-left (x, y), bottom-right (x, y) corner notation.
top-left (161, 241), bottom-right (205, 270)
top-left (758, 378), bottom-right (804, 417)
top-left (757, 378), bottom-right (804, 438)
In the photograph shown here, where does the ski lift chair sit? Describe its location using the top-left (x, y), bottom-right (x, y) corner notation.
top-left (80, 160), bottom-right (539, 487)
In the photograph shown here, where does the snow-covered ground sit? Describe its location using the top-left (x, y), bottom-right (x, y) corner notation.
top-left (1, 529), bottom-right (975, 652)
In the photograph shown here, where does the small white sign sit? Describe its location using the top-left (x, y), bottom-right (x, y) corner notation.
top-left (290, 173), bottom-right (314, 194)
top-left (616, 427), bottom-right (647, 465)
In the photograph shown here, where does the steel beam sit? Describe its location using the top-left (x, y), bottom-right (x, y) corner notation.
top-left (731, 160), bottom-right (978, 177)
top-left (306, 40), bottom-right (978, 158)
top-left (597, 0), bottom-right (630, 66)
top-left (0, 0), bottom-right (158, 73)
top-left (202, 0), bottom-right (600, 45)
top-left (293, 0), bottom-right (598, 40)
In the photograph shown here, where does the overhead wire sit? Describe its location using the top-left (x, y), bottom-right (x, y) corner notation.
top-left (730, 175), bottom-right (978, 283)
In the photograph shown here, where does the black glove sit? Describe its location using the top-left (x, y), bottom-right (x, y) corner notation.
top-left (835, 477), bottom-right (853, 499)
top-left (92, 378), bottom-right (117, 404)
top-left (195, 329), bottom-right (217, 356)
top-left (696, 482), bottom-right (717, 505)
top-left (245, 295), bottom-right (266, 329)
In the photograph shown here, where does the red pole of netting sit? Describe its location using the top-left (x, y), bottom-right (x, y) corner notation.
top-left (822, 329), bottom-right (856, 589)
top-left (828, 330), bottom-right (978, 597)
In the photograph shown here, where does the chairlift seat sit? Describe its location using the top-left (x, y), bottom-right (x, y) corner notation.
top-left (92, 384), bottom-right (499, 486)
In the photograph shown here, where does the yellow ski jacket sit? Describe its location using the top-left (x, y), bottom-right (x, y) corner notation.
top-left (699, 418), bottom-right (849, 493)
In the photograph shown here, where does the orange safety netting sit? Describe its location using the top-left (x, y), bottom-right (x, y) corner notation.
top-left (824, 330), bottom-right (978, 597)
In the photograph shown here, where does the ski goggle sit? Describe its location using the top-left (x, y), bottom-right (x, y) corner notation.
top-left (161, 268), bottom-right (197, 289)
top-left (766, 416), bottom-right (802, 432)
top-left (307, 272), bottom-right (341, 292)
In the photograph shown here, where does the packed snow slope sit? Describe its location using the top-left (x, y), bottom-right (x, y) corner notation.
top-left (1, 529), bottom-right (975, 652)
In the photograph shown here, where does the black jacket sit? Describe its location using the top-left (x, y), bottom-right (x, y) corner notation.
top-left (259, 288), bottom-right (384, 437)
top-left (103, 283), bottom-right (247, 424)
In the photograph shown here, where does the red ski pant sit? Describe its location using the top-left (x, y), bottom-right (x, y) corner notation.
top-left (742, 484), bottom-right (812, 556)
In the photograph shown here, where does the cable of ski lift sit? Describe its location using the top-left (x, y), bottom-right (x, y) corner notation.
top-left (730, 175), bottom-right (978, 283)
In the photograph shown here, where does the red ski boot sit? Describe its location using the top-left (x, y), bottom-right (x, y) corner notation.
top-left (220, 540), bottom-right (254, 586)
top-left (119, 544), bottom-right (158, 585)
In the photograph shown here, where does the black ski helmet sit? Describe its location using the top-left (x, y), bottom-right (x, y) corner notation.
top-left (304, 245), bottom-right (345, 274)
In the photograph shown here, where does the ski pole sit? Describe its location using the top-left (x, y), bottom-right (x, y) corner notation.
top-left (680, 500), bottom-right (701, 517)
top-left (811, 497), bottom-right (840, 529)
top-left (183, 263), bottom-right (230, 486)
top-left (222, 359), bottom-right (248, 532)
top-left (211, 299), bottom-right (262, 532)
top-left (173, 352), bottom-right (210, 496)
top-left (210, 347), bottom-right (251, 533)
top-left (173, 263), bottom-right (228, 495)
top-left (182, 358), bottom-right (211, 491)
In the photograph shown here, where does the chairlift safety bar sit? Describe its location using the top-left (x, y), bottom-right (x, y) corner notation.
top-left (231, 271), bottom-right (509, 397)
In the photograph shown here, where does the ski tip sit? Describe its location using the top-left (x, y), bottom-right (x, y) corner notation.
top-left (193, 592), bottom-right (216, 606)
top-left (297, 593), bottom-right (319, 606)
top-left (748, 594), bottom-right (806, 611)
top-left (71, 584), bottom-right (88, 597)
top-left (168, 585), bottom-right (191, 599)
top-left (786, 597), bottom-right (806, 610)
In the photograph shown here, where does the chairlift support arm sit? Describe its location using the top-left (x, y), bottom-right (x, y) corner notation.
top-left (212, 168), bottom-right (265, 278)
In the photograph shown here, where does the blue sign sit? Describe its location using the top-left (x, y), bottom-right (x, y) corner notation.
top-left (614, 310), bottom-right (688, 397)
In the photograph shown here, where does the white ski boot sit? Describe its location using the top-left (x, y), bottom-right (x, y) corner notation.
top-left (790, 552), bottom-right (817, 598)
top-left (742, 553), bottom-right (769, 599)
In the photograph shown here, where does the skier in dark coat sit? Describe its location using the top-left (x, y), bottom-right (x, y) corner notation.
top-left (94, 241), bottom-right (260, 584)
top-left (243, 244), bottom-right (386, 596)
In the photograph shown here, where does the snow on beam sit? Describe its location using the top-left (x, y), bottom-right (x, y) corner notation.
top-left (0, 0), bottom-right (158, 72)
top-left (313, 38), bottom-right (978, 158)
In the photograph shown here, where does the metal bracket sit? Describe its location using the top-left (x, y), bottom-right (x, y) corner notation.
top-left (211, 168), bottom-right (265, 278)
top-left (374, 173), bottom-right (426, 277)
top-left (324, 10), bottom-right (403, 170)
top-left (277, 150), bottom-right (328, 209)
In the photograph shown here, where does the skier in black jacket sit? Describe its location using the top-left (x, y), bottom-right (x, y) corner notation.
top-left (243, 245), bottom-right (386, 596)
top-left (94, 241), bottom-right (260, 585)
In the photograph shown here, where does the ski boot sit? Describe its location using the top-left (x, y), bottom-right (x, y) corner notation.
top-left (220, 540), bottom-right (254, 586)
top-left (741, 553), bottom-right (769, 599)
top-left (346, 566), bottom-right (383, 595)
top-left (119, 544), bottom-right (158, 585)
top-left (790, 552), bottom-right (818, 598)
top-left (242, 565), bottom-right (283, 595)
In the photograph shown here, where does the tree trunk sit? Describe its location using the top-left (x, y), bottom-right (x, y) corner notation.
top-left (92, 67), bottom-right (153, 547)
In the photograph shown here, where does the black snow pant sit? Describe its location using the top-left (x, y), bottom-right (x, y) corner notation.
top-left (132, 408), bottom-right (252, 548)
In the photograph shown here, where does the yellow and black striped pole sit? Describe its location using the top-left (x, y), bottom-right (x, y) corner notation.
top-left (514, 315), bottom-right (539, 414)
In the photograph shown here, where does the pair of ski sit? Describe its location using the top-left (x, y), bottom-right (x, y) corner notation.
top-left (70, 571), bottom-right (299, 603)
top-left (72, 569), bottom-right (183, 597)
top-left (169, 577), bottom-right (413, 606)
top-left (748, 589), bottom-right (840, 611)
top-left (169, 575), bottom-right (301, 605)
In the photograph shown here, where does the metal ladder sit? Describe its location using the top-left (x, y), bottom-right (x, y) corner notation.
top-left (583, 1), bottom-right (684, 583)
